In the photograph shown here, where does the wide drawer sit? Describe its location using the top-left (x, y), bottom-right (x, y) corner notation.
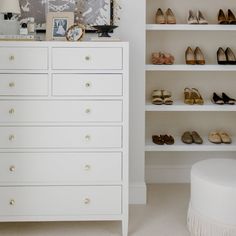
top-left (52, 74), bottom-right (123, 96)
top-left (0, 126), bottom-right (122, 149)
top-left (0, 47), bottom-right (48, 70)
top-left (0, 74), bottom-right (48, 96)
top-left (0, 186), bottom-right (121, 216)
top-left (52, 47), bottom-right (122, 70)
top-left (0, 153), bottom-right (122, 184)
top-left (0, 101), bottom-right (122, 123)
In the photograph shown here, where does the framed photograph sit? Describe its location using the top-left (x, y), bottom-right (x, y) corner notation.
top-left (46, 12), bottom-right (74, 41)
top-left (66, 24), bottom-right (85, 41)
top-left (74, 0), bottom-right (114, 32)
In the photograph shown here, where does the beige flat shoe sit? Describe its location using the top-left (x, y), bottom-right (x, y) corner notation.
top-left (219, 132), bottom-right (232, 144)
top-left (166, 8), bottom-right (176, 24)
top-left (156, 8), bottom-right (166, 24)
top-left (208, 132), bottom-right (221, 144)
top-left (188, 10), bottom-right (198, 24)
top-left (192, 131), bottom-right (203, 144)
top-left (185, 47), bottom-right (195, 65)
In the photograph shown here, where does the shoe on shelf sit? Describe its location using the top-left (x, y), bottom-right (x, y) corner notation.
top-left (191, 88), bottom-right (204, 105)
top-left (188, 10), bottom-right (198, 24)
top-left (185, 47), bottom-right (195, 65)
top-left (217, 47), bottom-right (227, 65)
top-left (225, 47), bottom-right (236, 65)
top-left (184, 88), bottom-right (194, 105)
top-left (219, 132), bottom-right (232, 144)
top-left (194, 47), bottom-right (205, 65)
top-left (152, 135), bottom-right (165, 145)
top-left (166, 8), bottom-right (176, 24)
top-left (212, 92), bottom-right (224, 105)
top-left (152, 90), bottom-right (163, 105)
top-left (162, 135), bottom-right (175, 145)
top-left (156, 8), bottom-right (166, 24)
top-left (192, 131), bottom-right (203, 144)
top-left (182, 131), bottom-right (193, 144)
top-left (218, 9), bottom-right (228, 24)
top-left (152, 52), bottom-right (175, 65)
top-left (228, 9), bottom-right (236, 24)
top-left (222, 92), bottom-right (236, 105)
top-left (197, 10), bottom-right (208, 24)
top-left (208, 131), bottom-right (222, 144)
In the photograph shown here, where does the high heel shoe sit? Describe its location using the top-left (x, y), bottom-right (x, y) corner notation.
top-left (191, 88), bottom-right (204, 105)
top-left (217, 47), bottom-right (227, 65)
top-left (184, 88), bottom-right (194, 105)
top-left (166, 8), bottom-right (176, 24)
top-left (212, 93), bottom-right (224, 105)
top-left (228, 9), bottom-right (236, 24)
top-left (185, 47), bottom-right (195, 65)
top-left (222, 92), bottom-right (236, 105)
top-left (225, 47), bottom-right (236, 64)
top-left (156, 8), bottom-right (165, 24)
top-left (218, 9), bottom-right (228, 24)
top-left (197, 10), bottom-right (208, 24)
top-left (188, 10), bottom-right (198, 24)
top-left (194, 47), bottom-right (205, 65)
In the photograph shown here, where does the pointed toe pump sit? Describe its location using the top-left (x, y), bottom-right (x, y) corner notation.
top-left (156, 8), bottom-right (165, 24)
top-left (166, 8), bottom-right (176, 24)
top-left (225, 47), bottom-right (236, 64)
top-left (194, 47), bottom-right (205, 65)
top-left (185, 47), bottom-right (195, 65)
top-left (222, 92), bottom-right (236, 105)
top-left (212, 93), bottom-right (224, 105)
top-left (217, 47), bottom-right (227, 65)
top-left (188, 10), bottom-right (198, 24)
top-left (228, 9), bottom-right (236, 24)
top-left (197, 10), bottom-right (208, 24)
top-left (218, 9), bottom-right (228, 24)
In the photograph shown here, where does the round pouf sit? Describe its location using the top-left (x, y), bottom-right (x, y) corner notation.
top-left (188, 158), bottom-right (236, 236)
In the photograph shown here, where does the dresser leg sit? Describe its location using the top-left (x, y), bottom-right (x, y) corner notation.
top-left (122, 219), bottom-right (128, 236)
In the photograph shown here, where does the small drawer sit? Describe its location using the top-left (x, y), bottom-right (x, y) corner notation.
top-left (0, 186), bottom-right (121, 216)
top-left (0, 47), bottom-right (48, 70)
top-left (0, 101), bottom-right (122, 123)
top-left (0, 74), bottom-right (48, 96)
top-left (52, 47), bottom-right (122, 70)
top-left (0, 126), bottom-right (122, 149)
top-left (0, 153), bottom-right (122, 184)
top-left (52, 74), bottom-right (123, 96)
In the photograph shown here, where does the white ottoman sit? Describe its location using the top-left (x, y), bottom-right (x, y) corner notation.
top-left (188, 159), bottom-right (236, 236)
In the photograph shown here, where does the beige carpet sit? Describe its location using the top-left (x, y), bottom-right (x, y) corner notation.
top-left (0, 184), bottom-right (190, 236)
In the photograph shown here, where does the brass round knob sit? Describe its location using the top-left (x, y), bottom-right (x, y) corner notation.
top-left (9, 82), bottom-right (15, 88)
top-left (9, 166), bottom-right (15, 172)
top-left (9, 108), bottom-right (15, 114)
top-left (9, 199), bottom-right (15, 206)
top-left (9, 135), bottom-right (15, 141)
top-left (84, 198), bottom-right (90, 205)
top-left (9, 55), bottom-right (15, 61)
top-left (84, 164), bottom-right (91, 171)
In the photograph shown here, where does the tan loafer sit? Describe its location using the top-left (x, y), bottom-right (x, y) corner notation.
top-left (182, 131), bottom-right (193, 144)
top-left (219, 132), bottom-right (232, 144)
top-left (208, 132), bottom-right (221, 144)
top-left (192, 131), bottom-right (203, 144)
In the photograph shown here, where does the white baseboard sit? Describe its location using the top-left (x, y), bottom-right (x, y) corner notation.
top-left (129, 182), bottom-right (147, 204)
top-left (146, 165), bottom-right (191, 183)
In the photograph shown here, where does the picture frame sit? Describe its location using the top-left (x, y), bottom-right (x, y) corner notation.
top-left (66, 24), bottom-right (85, 41)
top-left (46, 12), bottom-right (74, 41)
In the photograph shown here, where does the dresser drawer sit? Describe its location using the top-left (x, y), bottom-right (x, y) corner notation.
top-left (0, 47), bottom-right (48, 70)
top-left (0, 101), bottom-right (122, 123)
top-left (0, 153), bottom-right (122, 184)
top-left (0, 186), bottom-right (121, 216)
top-left (52, 74), bottom-right (123, 96)
top-left (0, 126), bottom-right (122, 149)
top-left (52, 47), bottom-right (122, 70)
top-left (0, 74), bottom-right (48, 96)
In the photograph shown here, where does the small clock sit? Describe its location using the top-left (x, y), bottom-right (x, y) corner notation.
top-left (66, 24), bottom-right (85, 41)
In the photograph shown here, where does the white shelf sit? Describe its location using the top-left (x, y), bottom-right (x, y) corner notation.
top-left (146, 101), bottom-right (236, 112)
top-left (146, 24), bottom-right (236, 31)
top-left (145, 138), bottom-right (236, 152)
top-left (146, 64), bottom-right (236, 72)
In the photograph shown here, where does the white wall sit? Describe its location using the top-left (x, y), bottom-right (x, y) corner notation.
top-left (115, 0), bottom-right (146, 204)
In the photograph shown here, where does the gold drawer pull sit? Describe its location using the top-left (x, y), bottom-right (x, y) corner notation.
top-left (85, 56), bottom-right (91, 61)
top-left (85, 135), bottom-right (91, 141)
top-left (9, 135), bottom-right (15, 141)
top-left (84, 164), bottom-right (91, 171)
top-left (9, 108), bottom-right (15, 114)
top-left (9, 166), bottom-right (15, 172)
top-left (84, 198), bottom-right (90, 205)
top-left (85, 82), bottom-right (91, 88)
top-left (9, 55), bottom-right (15, 61)
top-left (85, 109), bottom-right (91, 114)
top-left (9, 82), bottom-right (15, 88)
top-left (9, 199), bottom-right (15, 206)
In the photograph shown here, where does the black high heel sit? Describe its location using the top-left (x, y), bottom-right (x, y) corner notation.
top-left (222, 92), bottom-right (236, 105)
top-left (225, 47), bottom-right (236, 65)
top-left (217, 47), bottom-right (227, 65)
top-left (212, 93), bottom-right (224, 105)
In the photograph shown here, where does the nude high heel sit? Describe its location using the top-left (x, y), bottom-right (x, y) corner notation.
top-left (197, 10), bottom-right (208, 24)
top-left (218, 9), bottom-right (228, 24)
top-left (188, 10), bottom-right (198, 24)
top-left (156, 8), bottom-right (165, 24)
top-left (194, 47), bottom-right (205, 65)
top-left (185, 47), bottom-right (195, 65)
top-left (166, 8), bottom-right (176, 24)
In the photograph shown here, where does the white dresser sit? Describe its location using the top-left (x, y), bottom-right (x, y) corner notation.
top-left (0, 42), bottom-right (129, 236)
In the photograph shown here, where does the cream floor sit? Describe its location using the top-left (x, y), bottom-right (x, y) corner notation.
top-left (0, 184), bottom-right (190, 236)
